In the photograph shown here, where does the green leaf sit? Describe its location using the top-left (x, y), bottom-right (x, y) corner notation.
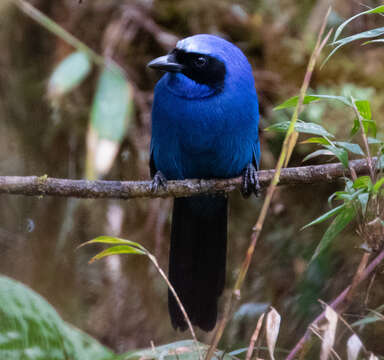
top-left (334, 142), bottom-right (365, 156)
top-left (373, 177), bottom-right (384, 194)
top-left (303, 149), bottom-right (334, 163)
top-left (91, 67), bottom-right (132, 142)
top-left (368, 137), bottom-right (382, 144)
top-left (326, 27), bottom-right (384, 64)
top-left (358, 193), bottom-right (369, 216)
top-left (80, 236), bottom-right (146, 251)
top-left (89, 245), bottom-right (145, 263)
top-left (353, 176), bottom-right (372, 190)
top-left (266, 121), bottom-right (334, 138)
top-left (334, 26), bottom-right (384, 46)
top-left (0, 275), bottom-right (114, 360)
top-left (355, 100), bottom-right (372, 120)
top-left (125, 340), bottom-right (235, 360)
top-left (301, 137), bottom-right (331, 145)
top-left (274, 95), bottom-right (321, 110)
top-left (333, 5), bottom-right (384, 42)
top-left (48, 51), bottom-right (92, 98)
top-left (352, 314), bottom-right (383, 327)
top-left (274, 94), bottom-right (351, 110)
top-left (311, 206), bottom-right (356, 262)
top-left (302, 204), bottom-right (346, 230)
top-left (363, 38), bottom-right (384, 45)
top-left (324, 145), bottom-right (349, 168)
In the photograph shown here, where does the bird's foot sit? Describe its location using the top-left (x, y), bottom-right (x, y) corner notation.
top-left (241, 163), bottom-right (260, 198)
top-left (151, 171), bottom-right (167, 192)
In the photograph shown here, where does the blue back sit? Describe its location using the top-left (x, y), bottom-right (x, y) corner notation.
top-left (151, 34), bottom-right (260, 180)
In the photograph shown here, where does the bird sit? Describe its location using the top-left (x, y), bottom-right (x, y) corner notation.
top-left (147, 34), bottom-right (260, 332)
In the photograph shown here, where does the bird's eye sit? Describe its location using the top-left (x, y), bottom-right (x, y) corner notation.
top-left (194, 56), bottom-right (208, 68)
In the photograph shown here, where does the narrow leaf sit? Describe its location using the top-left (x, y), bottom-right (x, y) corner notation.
top-left (80, 236), bottom-right (146, 251)
top-left (373, 177), bottom-right (384, 193)
top-left (353, 176), bottom-right (372, 190)
top-left (333, 27), bottom-right (384, 46)
top-left (311, 206), bottom-right (356, 261)
top-left (266, 307), bottom-right (281, 360)
top-left (358, 193), bottom-right (369, 216)
top-left (363, 38), bottom-right (384, 45)
top-left (367, 137), bottom-right (382, 144)
top-left (347, 334), bottom-right (362, 360)
top-left (324, 145), bottom-right (349, 168)
top-left (355, 100), bottom-right (372, 120)
top-left (89, 245), bottom-right (145, 263)
top-left (303, 149), bottom-right (334, 163)
top-left (274, 95), bottom-right (321, 110)
top-left (48, 51), bottom-right (91, 98)
top-left (301, 137), bottom-right (331, 145)
top-left (267, 121), bottom-right (334, 138)
top-left (334, 142), bottom-right (365, 156)
top-left (320, 306), bottom-right (338, 360)
top-left (302, 204), bottom-right (346, 230)
top-left (333, 5), bottom-right (384, 42)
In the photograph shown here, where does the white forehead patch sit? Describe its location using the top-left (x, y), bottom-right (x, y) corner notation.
top-left (176, 37), bottom-right (211, 55)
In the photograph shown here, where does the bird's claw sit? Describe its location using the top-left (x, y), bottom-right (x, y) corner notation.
top-left (241, 163), bottom-right (260, 198)
top-left (151, 171), bottom-right (167, 192)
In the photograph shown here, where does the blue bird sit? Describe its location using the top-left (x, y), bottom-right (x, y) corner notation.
top-left (148, 34), bottom-right (260, 331)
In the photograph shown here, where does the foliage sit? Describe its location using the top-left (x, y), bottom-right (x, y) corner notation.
top-left (0, 275), bottom-right (115, 360)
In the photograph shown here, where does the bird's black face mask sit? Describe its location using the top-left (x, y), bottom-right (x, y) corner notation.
top-left (148, 48), bottom-right (226, 88)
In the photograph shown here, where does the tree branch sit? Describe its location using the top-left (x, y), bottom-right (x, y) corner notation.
top-left (0, 158), bottom-right (376, 199)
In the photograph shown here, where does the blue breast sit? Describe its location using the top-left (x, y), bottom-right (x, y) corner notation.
top-left (151, 72), bottom-right (259, 180)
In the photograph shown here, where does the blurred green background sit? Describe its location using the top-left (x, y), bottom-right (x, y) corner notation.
top-left (1, 0), bottom-right (384, 357)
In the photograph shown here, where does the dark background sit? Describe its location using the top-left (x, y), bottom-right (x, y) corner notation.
top-left (0, 0), bottom-right (384, 355)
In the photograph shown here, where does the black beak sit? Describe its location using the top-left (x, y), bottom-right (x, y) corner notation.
top-left (147, 54), bottom-right (184, 72)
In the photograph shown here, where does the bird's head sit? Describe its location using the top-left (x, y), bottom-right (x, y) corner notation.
top-left (148, 34), bottom-right (255, 99)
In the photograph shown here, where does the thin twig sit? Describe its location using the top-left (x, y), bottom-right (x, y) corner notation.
top-left (245, 313), bottom-right (265, 360)
top-left (0, 158), bottom-right (377, 200)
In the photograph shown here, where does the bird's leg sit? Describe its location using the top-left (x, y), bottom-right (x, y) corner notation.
top-left (151, 170), bottom-right (167, 192)
top-left (241, 163), bottom-right (260, 198)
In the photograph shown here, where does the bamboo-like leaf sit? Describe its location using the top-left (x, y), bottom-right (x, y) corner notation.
top-left (311, 205), bottom-right (356, 261)
top-left (334, 142), bottom-right (364, 156)
top-left (353, 176), bottom-right (372, 190)
top-left (87, 66), bottom-right (132, 179)
top-left (355, 100), bottom-right (372, 120)
top-left (364, 38), bottom-right (384, 45)
top-left (274, 94), bottom-right (351, 110)
top-left (266, 307), bottom-right (281, 360)
top-left (80, 236), bottom-right (146, 252)
top-left (89, 245), bottom-right (145, 263)
top-left (347, 334), bottom-right (362, 360)
top-left (333, 27), bottom-right (384, 46)
top-left (267, 121), bottom-right (334, 138)
top-left (48, 51), bottom-right (92, 99)
top-left (373, 177), bottom-right (384, 193)
top-left (301, 137), bottom-right (331, 145)
top-left (367, 137), bottom-right (382, 144)
top-left (302, 204), bottom-right (346, 230)
top-left (333, 5), bottom-right (384, 42)
top-left (303, 149), bottom-right (334, 163)
top-left (274, 95), bottom-right (321, 110)
top-left (325, 145), bottom-right (349, 168)
top-left (320, 306), bottom-right (338, 360)
top-left (358, 193), bottom-right (369, 216)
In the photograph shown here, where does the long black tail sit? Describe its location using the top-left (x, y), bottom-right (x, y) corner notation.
top-left (168, 195), bottom-right (228, 332)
